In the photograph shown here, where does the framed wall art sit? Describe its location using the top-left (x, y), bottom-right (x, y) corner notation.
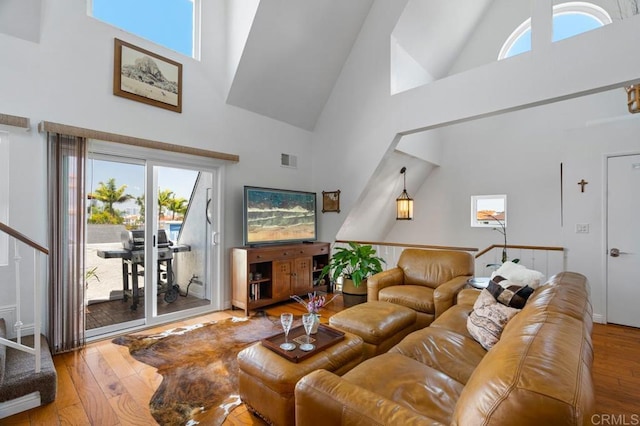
top-left (113, 38), bottom-right (183, 113)
top-left (322, 190), bottom-right (341, 213)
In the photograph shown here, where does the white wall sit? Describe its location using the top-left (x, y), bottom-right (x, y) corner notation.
top-left (311, 0), bottom-right (640, 321)
top-left (2, 0), bottom-right (639, 328)
top-left (0, 0), bottom-right (314, 322)
top-left (312, 0), bottom-right (410, 243)
top-left (387, 90), bottom-right (640, 318)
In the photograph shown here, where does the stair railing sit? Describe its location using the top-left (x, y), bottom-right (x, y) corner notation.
top-left (331, 240), bottom-right (564, 281)
top-left (475, 244), bottom-right (565, 278)
top-left (0, 222), bottom-right (48, 373)
top-left (333, 239), bottom-right (479, 273)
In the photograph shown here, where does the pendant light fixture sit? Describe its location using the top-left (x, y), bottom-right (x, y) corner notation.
top-left (396, 166), bottom-right (413, 220)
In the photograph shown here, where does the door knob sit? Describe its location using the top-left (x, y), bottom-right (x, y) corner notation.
top-left (610, 248), bottom-right (630, 257)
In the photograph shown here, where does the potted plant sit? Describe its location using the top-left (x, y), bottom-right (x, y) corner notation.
top-left (319, 242), bottom-right (385, 307)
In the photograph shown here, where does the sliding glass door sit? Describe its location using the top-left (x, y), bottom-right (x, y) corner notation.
top-left (85, 143), bottom-right (222, 338)
top-left (150, 165), bottom-right (214, 318)
top-left (85, 155), bottom-right (147, 334)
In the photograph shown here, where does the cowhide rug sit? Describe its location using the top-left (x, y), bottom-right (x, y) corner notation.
top-left (113, 313), bottom-right (282, 425)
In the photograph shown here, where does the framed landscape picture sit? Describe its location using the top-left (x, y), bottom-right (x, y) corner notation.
top-left (322, 190), bottom-right (340, 213)
top-left (113, 38), bottom-right (182, 113)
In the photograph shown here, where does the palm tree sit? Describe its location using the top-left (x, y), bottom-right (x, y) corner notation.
top-left (135, 195), bottom-right (145, 217)
top-left (157, 189), bottom-right (174, 218)
top-left (91, 178), bottom-right (132, 216)
top-left (168, 197), bottom-right (188, 219)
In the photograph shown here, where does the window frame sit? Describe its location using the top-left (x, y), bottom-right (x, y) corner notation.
top-left (87, 0), bottom-right (201, 60)
top-left (498, 1), bottom-right (612, 60)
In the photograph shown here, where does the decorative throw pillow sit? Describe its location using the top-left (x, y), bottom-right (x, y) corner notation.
top-left (487, 276), bottom-right (534, 309)
top-left (467, 289), bottom-right (520, 350)
top-left (490, 261), bottom-right (545, 289)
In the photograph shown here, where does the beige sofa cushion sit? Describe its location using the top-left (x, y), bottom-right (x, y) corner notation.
top-left (343, 353), bottom-right (464, 424)
top-left (378, 285), bottom-right (434, 313)
top-left (390, 327), bottom-right (486, 385)
top-left (398, 249), bottom-right (474, 288)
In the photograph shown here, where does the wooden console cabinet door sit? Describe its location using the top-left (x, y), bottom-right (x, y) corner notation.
top-left (273, 260), bottom-right (292, 300)
top-left (291, 257), bottom-right (312, 294)
top-left (231, 242), bottom-right (330, 314)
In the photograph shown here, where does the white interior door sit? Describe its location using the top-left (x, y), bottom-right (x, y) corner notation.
top-left (607, 154), bottom-right (640, 327)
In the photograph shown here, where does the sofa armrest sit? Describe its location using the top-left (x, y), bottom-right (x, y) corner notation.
top-left (457, 288), bottom-right (481, 308)
top-left (295, 369), bottom-right (440, 426)
top-left (367, 267), bottom-right (404, 301)
top-left (433, 275), bottom-right (471, 318)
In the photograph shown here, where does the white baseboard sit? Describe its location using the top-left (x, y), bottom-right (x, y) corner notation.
top-left (593, 313), bottom-right (605, 324)
top-left (0, 392), bottom-right (42, 419)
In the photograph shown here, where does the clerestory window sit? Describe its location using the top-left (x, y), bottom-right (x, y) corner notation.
top-left (89, 0), bottom-right (200, 59)
top-left (499, 2), bottom-right (612, 60)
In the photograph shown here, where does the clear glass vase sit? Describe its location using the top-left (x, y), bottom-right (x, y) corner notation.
top-left (310, 313), bottom-right (320, 334)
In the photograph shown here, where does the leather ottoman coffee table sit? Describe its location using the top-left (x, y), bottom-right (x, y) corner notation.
top-left (237, 328), bottom-right (363, 426)
top-left (329, 301), bottom-right (419, 360)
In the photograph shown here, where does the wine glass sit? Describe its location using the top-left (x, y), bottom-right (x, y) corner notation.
top-left (279, 313), bottom-right (296, 351)
top-left (299, 313), bottom-right (315, 352)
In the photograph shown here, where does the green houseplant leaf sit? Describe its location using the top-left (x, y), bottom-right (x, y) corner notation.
top-left (319, 242), bottom-right (385, 287)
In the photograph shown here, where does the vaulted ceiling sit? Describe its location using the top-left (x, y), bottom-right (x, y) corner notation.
top-left (226, 0), bottom-right (374, 131)
top-left (0, 0), bottom-right (41, 43)
top-left (2, 0), bottom-right (499, 133)
top-left (226, 0), bottom-right (503, 130)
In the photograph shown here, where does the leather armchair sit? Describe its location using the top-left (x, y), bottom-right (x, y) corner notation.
top-left (368, 249), bottom-right (474, 327)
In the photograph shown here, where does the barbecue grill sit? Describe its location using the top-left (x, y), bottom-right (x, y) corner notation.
top-left (97, 230), bottom-right (191, 310)
top-left (121, 229), bottom-right (173, 263)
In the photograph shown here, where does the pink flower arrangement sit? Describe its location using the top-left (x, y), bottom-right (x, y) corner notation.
top-left (291, 292), bottom-right (337, 314)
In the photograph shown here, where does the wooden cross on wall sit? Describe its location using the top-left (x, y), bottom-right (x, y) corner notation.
top-left (578, 179), bottom-right (589, 193)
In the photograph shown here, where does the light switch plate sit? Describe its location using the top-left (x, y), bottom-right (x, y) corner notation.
top-left (576, 224), bottom-right (589, 233)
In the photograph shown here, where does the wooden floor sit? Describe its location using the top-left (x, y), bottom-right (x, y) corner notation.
top-left (3, 296), bottom-right (640, 425)
top-left (85, 294), bottom-right (211, 330)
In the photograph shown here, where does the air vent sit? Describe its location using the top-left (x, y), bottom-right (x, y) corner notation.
top-left (281, 153), bottom-right (298, 168)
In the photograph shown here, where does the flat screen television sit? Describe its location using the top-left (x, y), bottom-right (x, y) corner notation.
top-left (243, 186), bottom-right (317, 246)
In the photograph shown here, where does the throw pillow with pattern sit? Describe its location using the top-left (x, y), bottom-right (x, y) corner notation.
top-left (467, 289), bottom-right (521, 350)
top-left (487, 276), bottom-right (534, 309)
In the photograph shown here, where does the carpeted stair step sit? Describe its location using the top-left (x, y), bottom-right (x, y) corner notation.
top-left (0, 318), bottom-right (57, 414)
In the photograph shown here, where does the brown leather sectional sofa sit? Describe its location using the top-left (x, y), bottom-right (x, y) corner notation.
top-left (295, 272), bottom-right (594, 425)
